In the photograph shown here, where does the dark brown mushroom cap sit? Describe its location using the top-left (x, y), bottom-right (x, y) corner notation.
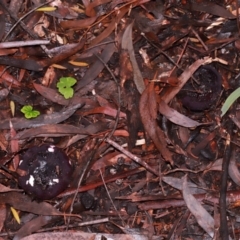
top-left (178, 65), bottom-right (222, 111)
top-left (18, 144), bottom-right (73, 200)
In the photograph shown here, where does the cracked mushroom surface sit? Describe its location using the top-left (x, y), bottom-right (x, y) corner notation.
top-left (18, 144), bottom-right (73, 200)
top-left (178, 65), bottom-right (222, 111)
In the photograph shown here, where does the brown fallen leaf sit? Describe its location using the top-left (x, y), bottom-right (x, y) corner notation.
top-left (185, 1), bottom-right (235, 19)
top-left (60, 16), bottom-right (97, 29)
top-left (14, 215), bottom-right (52, 240)
top-left (9, 121), bottom-right (19, 171)
top-left (161, 57), bottom-right (211, 104)
top-left (82, 106), bottom-right (126, 118)
top-left (122, 22), bottom-right (145, 94)
top-left (228, 151), bottom-right (240, 186)
top-left (13, 124), bottom-right (91, 140)
top-left (0, 103), bottom-right (83, 130)
top-left (158, 98), bottom-right (210, 128)
top-left (76, 41), bottom-right (116, 90)
top-left (182, 175), bottom-right (214, 238)
top-left (139, 83), bottom-right (173, 164)
top-left (0, 192), bottom-right (61, 216)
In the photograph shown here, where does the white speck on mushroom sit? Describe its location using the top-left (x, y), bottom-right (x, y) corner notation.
top-left (19, 160), bottom-right (23, 165)
top-left (48, 145), bottom-right (55, 152)
top-left (39, 160), bottom-right (47, 169)
top-left (26, 175), bottom-right (35, 187)
top-left (49, 178), bottom-right (59, 185)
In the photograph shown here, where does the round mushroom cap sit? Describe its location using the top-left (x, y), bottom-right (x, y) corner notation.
top-left (18, 144), bottom-right (73, 200)
top-left (178, 65), bottom-right (222, 111)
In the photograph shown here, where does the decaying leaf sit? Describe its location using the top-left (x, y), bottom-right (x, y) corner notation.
top-left (158, 99), bottom-right (209, 128)
top-left (182, 175), bottom-right (214, 238)
top-left (122, 22), bottom-right (145, 94)
top-left (140, 83), bottom-right (173, 164)
top-left (0, 103), bottom-right (83, 130)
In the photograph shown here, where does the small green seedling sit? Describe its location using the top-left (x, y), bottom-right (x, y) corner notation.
top-left (21, 105), bottom-right (40, 119)
top-left (57, 77), bottom-right (77, 99)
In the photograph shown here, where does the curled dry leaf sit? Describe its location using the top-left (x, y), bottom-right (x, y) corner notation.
top-left (182, 175), bottom-right (214, 238)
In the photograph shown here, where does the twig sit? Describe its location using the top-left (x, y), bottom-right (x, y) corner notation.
top-left (3, 0), bottom-right (53, 41)
top-left (99, 169), bottom-right (126, 227)
top-left (0, 40), bottom-right (50, 48)
top-left (106, 138), bottom-right (159, 176)
top-left (219, 122), bottom-right (233, 239)
top-left (0, 0), bottom-right (53, 57)
top-left (94, 53), bottom-right (121, 140)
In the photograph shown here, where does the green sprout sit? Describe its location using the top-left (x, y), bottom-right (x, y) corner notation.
top-left (21, 105), bottom-right (40, 119)
top-left (57, 77), bottom-right (77, 99)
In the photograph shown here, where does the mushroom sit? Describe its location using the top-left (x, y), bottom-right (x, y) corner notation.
top-left (17, 144), bottom-right (73, 200)
top-left (178, 65), bottom-right (222, 111)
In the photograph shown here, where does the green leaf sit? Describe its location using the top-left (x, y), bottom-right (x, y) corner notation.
top-left (21, 105), bottom-right (33, 114)
top-left (58, 77), bottom-right (77, 87)
top-left (57, 77), bottom-right (77, 99)
top-left (221, 87), bottom-right (240, 117)
top-left (59, 87), bottom-right (74, 99)
top-left (21, 105), bottom-right (40, 119)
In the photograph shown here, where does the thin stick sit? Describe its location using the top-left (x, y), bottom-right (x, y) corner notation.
top-left (106, 138), bottom-right (159, 176)
top-left (0, 40), bottom-right (50, 48)
top-left (99, 169), bottom-right (126, 226)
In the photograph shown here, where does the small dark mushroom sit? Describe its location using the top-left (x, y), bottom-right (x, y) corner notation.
top-left (178, 65), bottom-right (222, 111)
top-left (17, 144), bottom-right (73, 200)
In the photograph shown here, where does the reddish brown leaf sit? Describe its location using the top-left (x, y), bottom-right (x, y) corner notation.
top-left (161, 57), bottom-right (211, 104)
top-left (9, 121), bottom-right (19, 170)
top-left (60, 16), bottom-right (97, 29)
top-left (0, 204), bottom-right (6, 233)
top-left (139, 83), bottom-right (173, 164)
top-left (91, 152), bottom-right (129, 170)
top-left (33, 83), bottom-right (95, 107)
top-left (0, 192), bottom-right (61, 215)
top-left (89, 7), bottom-right (128, 47)
top-left (0, 66), bottom-right (20, 87)
top-left (82, 106), bottom-right (126, 118)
